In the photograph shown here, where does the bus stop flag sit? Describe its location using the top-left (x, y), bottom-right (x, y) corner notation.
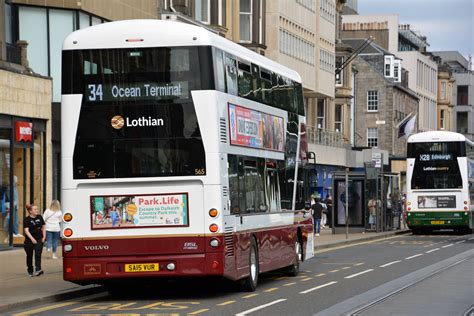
top-left (397, 113), bottom-right (416, 138)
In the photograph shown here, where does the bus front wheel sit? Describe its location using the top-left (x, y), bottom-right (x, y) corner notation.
top-left (240, 238), bottom-right (259, 292)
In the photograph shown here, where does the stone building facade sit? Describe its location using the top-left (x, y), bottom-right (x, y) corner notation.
top-left (0, 37), bottom-right (52, 248)
top-left (350, 45), bottom-right (418, 157)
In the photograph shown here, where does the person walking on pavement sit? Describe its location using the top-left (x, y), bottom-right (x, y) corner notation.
top-left (43, 200), bottom-right (62, 259)
top-left (23, 204), bottom-right (45, 277)
top-left (311, 194), bottom-right (324, 236)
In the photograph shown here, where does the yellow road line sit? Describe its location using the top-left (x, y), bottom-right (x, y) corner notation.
top-left (275, 276), bottom-right (288, 280)
top-left (329, 269), bottom-right (340, 273)
top-left (264, 287), bottom-right (279, 292)
top-left (315, 273), bottom-right (326, 277)
top-left (283, 282), bottom-right (296, 286)
top-left (242, 293), bottom-right (259, 299)
top-left (12, 301), bottom-right (78, 316)
top-left (188, 308), bottom-right (210, 315)
top-left (342, 266), bottom-right (351, 270)
top-left (217, 300), bottom-right (236, 306)
top-left (301, 277), bottom-right (312, 281)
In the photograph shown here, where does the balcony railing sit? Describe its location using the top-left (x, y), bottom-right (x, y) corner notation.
top-left (6, 43), bottom-right (21, 65)
top-left (306, 126), bottom-right (349, 148)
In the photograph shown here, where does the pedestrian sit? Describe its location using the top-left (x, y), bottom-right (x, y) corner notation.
top-left (367, 196), bottom-right (378, 230)
top-left (320, 199), bottom-right (328, 229)
top-left (43, 200), bottom-right (62, 259)
top-left (311, 194), bottom-right (323, 236)
top-left (23, 204), bottom-right (45, 277)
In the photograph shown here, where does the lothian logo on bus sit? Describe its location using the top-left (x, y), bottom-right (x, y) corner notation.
top-left (111, 115), bottom-right (164, 129)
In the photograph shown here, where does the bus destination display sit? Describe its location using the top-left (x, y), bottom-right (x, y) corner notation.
top-left (86, 81), bottom-right (189, 102)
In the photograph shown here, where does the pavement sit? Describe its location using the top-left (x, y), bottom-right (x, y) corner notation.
top-left (0, 228), bottom-right (410, 313)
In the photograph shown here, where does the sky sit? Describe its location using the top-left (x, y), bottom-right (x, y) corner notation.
top-left (357, 0), bottom-right (473, 65)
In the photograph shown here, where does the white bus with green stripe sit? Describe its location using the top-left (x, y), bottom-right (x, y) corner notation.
top-left (406, 131), bottom-right (473, 234)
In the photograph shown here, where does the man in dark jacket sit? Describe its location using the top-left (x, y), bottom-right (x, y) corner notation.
top-left (311, 195), bottom-right (324, 236)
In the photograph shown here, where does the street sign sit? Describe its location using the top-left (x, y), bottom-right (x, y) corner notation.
top-left (376, 120), bottom-right (386, 125)
top-left (372, 153), bottom-right (382, 168)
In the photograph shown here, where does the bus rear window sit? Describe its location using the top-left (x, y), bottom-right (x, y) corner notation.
top-left (63, 47), bottom-right (213, 179)
top-left (408, 141), bottom-right (464, 189)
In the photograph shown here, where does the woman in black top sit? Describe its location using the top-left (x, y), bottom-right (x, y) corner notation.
top-left (24, 204), bottom-right (46, 277)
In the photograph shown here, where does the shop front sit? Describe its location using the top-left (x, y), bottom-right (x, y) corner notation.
top-left (0, 116), bottom-right (47, 249)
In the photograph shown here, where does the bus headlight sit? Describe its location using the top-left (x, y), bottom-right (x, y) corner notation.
top-left (64, 244), bottom-right (73, 252)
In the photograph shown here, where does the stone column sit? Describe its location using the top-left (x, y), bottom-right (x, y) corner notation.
top-left (16, 40), bottom-right (29, 68)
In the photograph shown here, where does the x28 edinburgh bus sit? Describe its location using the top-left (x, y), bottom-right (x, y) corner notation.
top-left (406, 131), bottom-right (474, 234)
top-left (61, 20), bottom-right (314, 292)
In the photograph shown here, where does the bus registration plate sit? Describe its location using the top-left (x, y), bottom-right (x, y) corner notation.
top-left (125, 263), bottom-right (159, 272)
top-left (430, 220), bottom-right (445, 225)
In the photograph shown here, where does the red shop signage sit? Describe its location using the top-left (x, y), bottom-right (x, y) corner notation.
top-left (15, 121), bottom-right (33, 142)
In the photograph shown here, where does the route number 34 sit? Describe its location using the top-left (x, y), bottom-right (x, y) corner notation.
top-left (88, 84), bottom-right (103, 101)
top-left (194, 169), bottom-right (206, 175)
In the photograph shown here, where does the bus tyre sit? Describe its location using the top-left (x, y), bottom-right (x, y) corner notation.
top-left (240, 238), bottom-right (259, 292)
top-left (285, 239), bottom-right (302, 277)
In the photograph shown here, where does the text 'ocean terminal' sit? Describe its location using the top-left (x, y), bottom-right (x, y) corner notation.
top-left (86, 82), bottom-right (188, 102)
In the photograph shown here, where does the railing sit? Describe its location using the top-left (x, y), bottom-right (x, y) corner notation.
top-left (6, 43), bottom-right (21, 65)
top-left (306, 125), bottom-right (349, 148)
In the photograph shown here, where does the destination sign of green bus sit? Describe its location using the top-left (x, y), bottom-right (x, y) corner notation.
top-left (85, 81), bottom-right (189, 102)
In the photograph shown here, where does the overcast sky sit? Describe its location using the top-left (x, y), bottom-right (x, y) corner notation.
top-left (357, 0), bottom-right (473, 64)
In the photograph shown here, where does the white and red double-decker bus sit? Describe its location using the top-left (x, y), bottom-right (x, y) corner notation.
top-left (61, 19), bottom-right (314, 292)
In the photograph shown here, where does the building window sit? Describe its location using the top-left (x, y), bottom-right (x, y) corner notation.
top-left (457, 85), bottom-right (468, 105)
top-left (335, 56), bottom-right (343, 86)
top-left (440, 81), bottom-right (446, 100)
top-left (335, 105), bottom-right (343, 132)
top-left (393, 59), bottom-right (401, 82)
top-left (384, 55), bottom-right (394, 78)
top-left (320, 0), bottom-right (335, 23)
top-left (367, 90), bottom-right (378, 111)
top-left (439, 109), bottom-right (445, 130)
top-left (297, 0), bottom-right (315, 11)
top-left (240, 0), bottom-right (252, 42)
top-left (195, 0), bottom-right (210, 24)
top-left (367, 128), bottom-right (378, 147)
top-left (320, 49), bottom-right (334, 73)
top-left (279, 28), bottom-right (314, 65)
top-left (317, 99), bottom-right (325, 128)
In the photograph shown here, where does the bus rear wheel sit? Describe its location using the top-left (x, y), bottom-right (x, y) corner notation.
top-left (284, 239), bottom-right (302, 277)
top-left (240, 238), bottom-right (259, 292)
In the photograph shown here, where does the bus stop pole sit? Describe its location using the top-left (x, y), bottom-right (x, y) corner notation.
top-left (345, 168), bottom-right (349, 239)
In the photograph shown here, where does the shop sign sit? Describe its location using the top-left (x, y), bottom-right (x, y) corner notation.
top-left (15, 121), bottom-right (33, 142)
